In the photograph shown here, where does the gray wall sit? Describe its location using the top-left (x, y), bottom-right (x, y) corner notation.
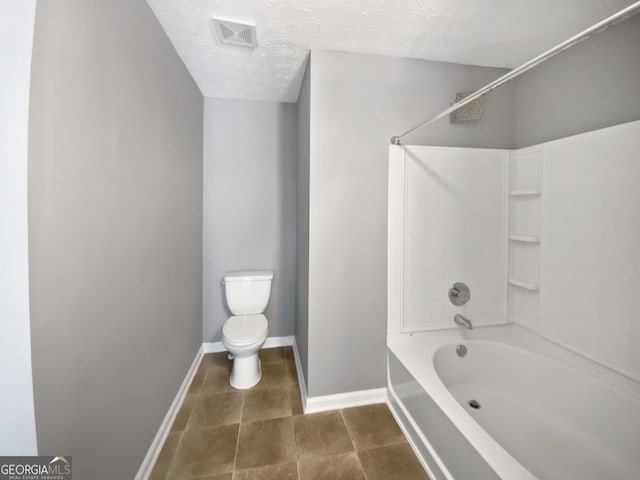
top-left (305, 50), bottom-right (514, 396)
top-left (28, 1), bottom-right (203, 478)
top-left (295, 61), bottom-right (311, 385)
top-left (203, 98), bottom-right (297, 342)
top-left (514, 14), bottom-right (640, 147)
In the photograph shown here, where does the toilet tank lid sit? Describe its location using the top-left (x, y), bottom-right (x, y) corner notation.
top-left (224, 270), bottom-right (274, 282)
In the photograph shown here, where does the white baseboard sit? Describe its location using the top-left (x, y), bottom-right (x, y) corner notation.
top-left (291, 338), bottom-right (309, 412)
top-left (135, 344), bottom-right (204, 480)
top-left (202, 341), bottom-right (226, 353)
top-left (202, 335), bottom-right (294, 354)
top-left (264, 335), bottom-right (294, 348)
top-left (290, 337), bottom-right (385, 414)
top-left (305, 387), bottom-right (387, 414)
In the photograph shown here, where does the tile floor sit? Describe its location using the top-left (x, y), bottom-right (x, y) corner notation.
top-left (150, 347), bottom-right (429, 480)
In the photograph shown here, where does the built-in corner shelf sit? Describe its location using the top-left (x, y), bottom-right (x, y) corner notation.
top-left (508, 278), bottom-right (539, 291)
top-left (509, 189), bottom-right (541, 197)
top-left (508, 148), bottom-right (543, 329)
top-left (509, 234), bottom-right (540, 244)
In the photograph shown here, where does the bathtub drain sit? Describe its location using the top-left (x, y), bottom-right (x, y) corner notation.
top-left (468, 399), bottom-right (481, 409)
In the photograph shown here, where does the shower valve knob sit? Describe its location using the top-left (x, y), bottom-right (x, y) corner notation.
top-left (448, 282), bottom-right (470, 306)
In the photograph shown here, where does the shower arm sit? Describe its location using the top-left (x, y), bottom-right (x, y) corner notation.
top-left (390, 0), bottom-right (640, 145)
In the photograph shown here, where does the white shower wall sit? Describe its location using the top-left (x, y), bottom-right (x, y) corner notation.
top-left (538, 120), bottom-right (640, 379)
top-left (390, 121), bottom-right (640, 380)
top-left (392, 146), bottom-right (509, 332)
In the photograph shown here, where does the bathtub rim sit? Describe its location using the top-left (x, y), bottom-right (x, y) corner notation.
top-left (390, 324), bottom-right (640, 400)
top-left (387, 323), bottom-right (640, 480)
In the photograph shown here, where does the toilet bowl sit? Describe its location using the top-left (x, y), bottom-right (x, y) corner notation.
top-left (222, 271), bottom-right (273, 389)
top-left (222, 314), bottom-right (268, 389)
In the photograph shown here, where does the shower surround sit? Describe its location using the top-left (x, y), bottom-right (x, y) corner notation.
top-left (393, 146), bottom-right (509, 332)
top-left (387, 120), bottom-right (640, 479)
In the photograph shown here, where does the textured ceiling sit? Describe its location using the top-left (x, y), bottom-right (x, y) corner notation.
top-left (146, 0), bottom-right (634, 103)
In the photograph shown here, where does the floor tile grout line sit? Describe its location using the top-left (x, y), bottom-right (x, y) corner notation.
top-left (355, 450), bottom-right (370, 480)
top-left (182, 388), bottom-right (199, 432)
top-left (291, 413), bottom-right (302, 472)
top-left (341, 406), bottom-right (419, 480)
top-left (157, 430), bottom-right (183, 480)
top-left (234, 460), bottom-right (298, 479)
top-left (345, 404), bottom-right (410, 449)
top-left (233, 412), bottom-right (297, 476)
top-left (339, 409), bottom-right (358, 452)
top-left (161, 355), bottom-right (207, 479)
top-left (230, 392), bottom-right (245, 480)
top-left (239, 387), bottom-right (247, 424)
top-left (338, 408), bottom-right (371, 480)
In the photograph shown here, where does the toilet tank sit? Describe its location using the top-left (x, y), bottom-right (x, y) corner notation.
top-left (223, 271), bottom-right (274, 315)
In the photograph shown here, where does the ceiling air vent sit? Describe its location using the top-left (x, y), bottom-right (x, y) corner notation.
top-left (212, 18), bottom-right (257, 48)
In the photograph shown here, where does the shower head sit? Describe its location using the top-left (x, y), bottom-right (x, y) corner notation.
top-left (450, 91), bottom-right (487, 122)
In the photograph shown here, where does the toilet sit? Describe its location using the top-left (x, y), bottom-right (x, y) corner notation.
top-left (222, 270), bottom-right (273, 389)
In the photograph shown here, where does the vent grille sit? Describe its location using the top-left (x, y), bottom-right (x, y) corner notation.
top-left (212, 18), bottom-right (257, 48)
top-left (450, 91), bottom-right (487, 122)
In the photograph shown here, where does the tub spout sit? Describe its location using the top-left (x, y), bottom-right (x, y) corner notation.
top-left (454, 314), bottom-right (473, 330)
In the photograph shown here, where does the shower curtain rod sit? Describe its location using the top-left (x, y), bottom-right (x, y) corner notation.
top-left (390, 0), bottom-right (640, 145)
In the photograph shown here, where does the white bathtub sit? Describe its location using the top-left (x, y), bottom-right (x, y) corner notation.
top-left (386, 325), bottom-right (640, 480)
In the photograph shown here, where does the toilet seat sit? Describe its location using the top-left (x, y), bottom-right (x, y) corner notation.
top-left (223, 314), bottom-right (268, 346)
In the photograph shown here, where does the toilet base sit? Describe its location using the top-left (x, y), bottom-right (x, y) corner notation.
top-left (230, 353), bottom-right (262, 389)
